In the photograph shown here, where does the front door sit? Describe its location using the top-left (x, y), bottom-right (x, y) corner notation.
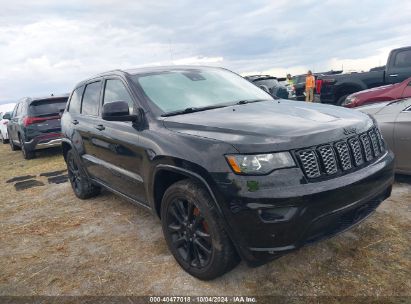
top-left (387, 49), bottom-right (411, 84)
top-left (89, 77), bottom-right (146, 204)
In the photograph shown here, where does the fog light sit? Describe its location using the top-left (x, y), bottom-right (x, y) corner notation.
top-left (258, 207), bottom-right (298, 223)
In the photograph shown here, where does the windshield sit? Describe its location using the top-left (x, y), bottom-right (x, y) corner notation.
top-left (293, 75), bottom-right (306, 84)
top-left (131, 68), bottom-right (273, 114)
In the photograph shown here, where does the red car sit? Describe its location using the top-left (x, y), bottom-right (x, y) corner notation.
top-left (343, 76), bottom-right (411, 108)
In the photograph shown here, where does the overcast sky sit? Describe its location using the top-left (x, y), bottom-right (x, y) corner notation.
top-left (0, 0), bottom-right (410, 103)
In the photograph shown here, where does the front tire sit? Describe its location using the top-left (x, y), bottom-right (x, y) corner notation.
top-left (0, 132), bottom-right (6, 144)
top-left (66, 149), bottom-right (101, 199)
top-left (161, 180), bottom-right (239, 280)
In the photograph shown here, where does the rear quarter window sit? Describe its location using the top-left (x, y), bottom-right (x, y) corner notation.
top-left (68, 86), bottom-right (84, 114)
top-left (81, 82), bottom-right (101, 116)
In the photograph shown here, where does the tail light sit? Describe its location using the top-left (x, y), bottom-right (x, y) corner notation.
top-left (2, 121), bottom-right (8, 125)
top-left (23, 115), bottom-right (59, 127)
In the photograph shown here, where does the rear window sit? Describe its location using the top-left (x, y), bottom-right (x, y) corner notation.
top-left (29, 98), bottom-right (68, 117)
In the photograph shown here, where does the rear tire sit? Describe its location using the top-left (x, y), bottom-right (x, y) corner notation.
top-left (66, 149), bottom-right (101, 199)
top-left (9, 136), bottom-right (19, 151)
top-left (0, 132), bottom-right (6, 144)
top-left (161, 179), bottom-right (240, 280)
top-left (19, 136), bottom-right (35, 159)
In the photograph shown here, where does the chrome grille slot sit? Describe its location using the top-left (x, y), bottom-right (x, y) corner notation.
top-left (297, 150), bottom-right (321, 178)
top-left (317, 145), bottom-right (338, 175)
top-left (369, 130), bottom-right (380, 157)
top-left (335, 141), bottom-right (352, 171)
top-left (375, 128), bottom-right (385, 152)
top-left (348, 137), bottom-right (364, 166)
top-left (360, 134), bottom-right (373, 162)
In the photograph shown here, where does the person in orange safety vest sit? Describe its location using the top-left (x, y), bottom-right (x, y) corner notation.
top-left (305, 70), bottom-right (315, 102)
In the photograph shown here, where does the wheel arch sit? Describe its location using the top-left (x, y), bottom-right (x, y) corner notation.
top-left (61, 139), bottom-right (73, 161)
top-left (152, 164), bottom-right (222, 219)
top-left (335, 82), bottom-right (365, 101)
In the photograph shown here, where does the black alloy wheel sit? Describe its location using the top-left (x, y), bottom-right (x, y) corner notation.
top-left (166, 198), bottom-right (212, 269)
top-left (66, 149), bottom-right (100, 199)
top-left (67, 152), bottom-right (82, 194)
top-left (161, 180), bottom-right (239, 280)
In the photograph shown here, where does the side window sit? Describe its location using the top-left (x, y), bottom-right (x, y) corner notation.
top-left (394, 50), bottom-right (411, 67)
top-left (81, 82), bottom-right (101, 116)
top-left (14, 103), bottom-right (21, 116)
top-left (11, 104), bottom-right (18, 117)
top-left (68, 86), bottom-right (84, 114)
top-left (103, 79), bottom-right (134, 114)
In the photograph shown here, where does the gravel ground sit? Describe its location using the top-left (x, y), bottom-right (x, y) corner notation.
top-left (0, 144), bottom-right (410, 297)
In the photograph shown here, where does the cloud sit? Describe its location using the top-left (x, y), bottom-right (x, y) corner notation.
top-left (0, 0), bottom-right (410, 101)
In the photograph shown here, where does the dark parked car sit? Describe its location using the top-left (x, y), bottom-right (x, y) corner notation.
top-left (343, 76), bottom-right (411, 108)
top-left (61, 66), bottom-right (394, 280)
top-left (244, 75), bottom-right (289, 99)
top-left (320, 46), bottom-right (411, 105)
top-left (8, 94), bottom-right (69, 159)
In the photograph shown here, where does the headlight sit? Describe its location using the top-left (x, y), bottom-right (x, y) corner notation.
top-left (344, 95), bottom-right (357, 106)
top-left (226, 152), bottom-right (295, 175)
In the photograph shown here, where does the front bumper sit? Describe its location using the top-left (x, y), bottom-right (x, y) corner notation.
top-left (214, 150), bottom-right (395, 266)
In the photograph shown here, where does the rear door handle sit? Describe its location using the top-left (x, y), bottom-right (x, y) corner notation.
top-left (389, 74), bottom-right (398, 77)
top-left (95, 124), bottom-right (105, 131)
top-left (71, 119), bottom-right (79, 125)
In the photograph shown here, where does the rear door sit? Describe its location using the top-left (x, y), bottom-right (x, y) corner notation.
top-left (386, 48), bottom-right (411, 84)
top-left (394, 102), bottom-right (411, 173)
top-left (8, 102), bottom-right (22, 143)
top-left (75, 80), bottom-right (103, 178)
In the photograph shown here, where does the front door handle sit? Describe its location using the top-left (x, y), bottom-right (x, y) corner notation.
top-left (95, 124), bottom-right (105, 131)
top-left (71, 119), bottom-right (79, 125)
top-left (389, 74), bottom-right (398, 77)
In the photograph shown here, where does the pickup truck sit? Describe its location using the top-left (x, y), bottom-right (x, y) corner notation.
top-left (319, 46), bottom-right (411, 106)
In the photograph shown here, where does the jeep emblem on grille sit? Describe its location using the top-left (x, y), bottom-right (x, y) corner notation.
top-left (343, 127), bottom-right (357, 135)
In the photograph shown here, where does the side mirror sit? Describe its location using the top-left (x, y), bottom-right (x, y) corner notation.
top-left (3, 113), bottom-right (11, 120)
top-left (102, 101), bottom-right (139, 122)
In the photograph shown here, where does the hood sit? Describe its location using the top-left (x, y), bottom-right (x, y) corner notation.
top-left (357, 98), bottom-right (411, 116)
top-left (355, 101), bottom-right (392, 115)
top-left (163, 100), bottom-right (373, 153)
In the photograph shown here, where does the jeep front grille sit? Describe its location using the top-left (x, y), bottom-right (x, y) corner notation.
top-left (296, 126), bottom-right (385, 181)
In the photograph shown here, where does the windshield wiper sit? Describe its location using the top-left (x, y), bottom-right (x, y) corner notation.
top-left (161, 104), bottom-right (228, 117)
top-left (235, 99), bottom-right (268, 105)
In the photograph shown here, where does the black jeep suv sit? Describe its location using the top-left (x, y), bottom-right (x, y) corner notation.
top-left (8, 95), bottom-right (69, 159)
top-left (61, 66), bottom-right (394, 280)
